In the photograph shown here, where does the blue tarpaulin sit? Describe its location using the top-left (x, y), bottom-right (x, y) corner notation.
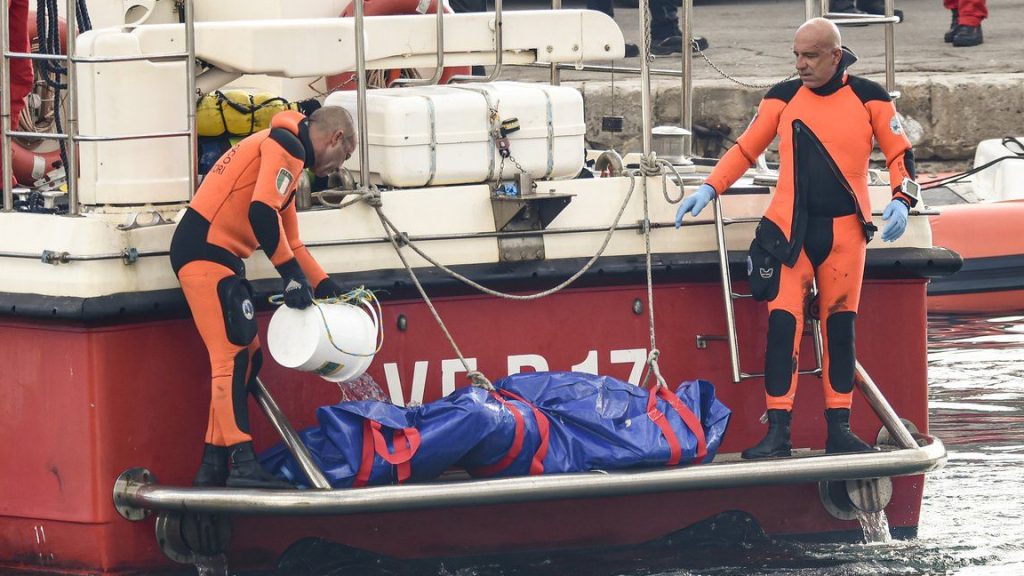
top-left (261, 372), bottom-right (730, 488)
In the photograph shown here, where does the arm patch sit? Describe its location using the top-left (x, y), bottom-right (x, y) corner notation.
top-left (847, 75), bottom-right (891, 103)
top-left (268, 127), bottom-right (306, 161)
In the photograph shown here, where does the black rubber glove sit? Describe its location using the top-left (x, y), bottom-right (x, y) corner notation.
top-left (314, 277), bottom-right (345, 300)
top-left (278, 259), bottom-right (313, 309)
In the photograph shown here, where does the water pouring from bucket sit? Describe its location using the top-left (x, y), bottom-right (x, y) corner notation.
top-left (267, 288), bottom-right (383, 383)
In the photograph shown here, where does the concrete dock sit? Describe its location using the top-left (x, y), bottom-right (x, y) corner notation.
top-left (503, 0), bottom-right (1024, 161)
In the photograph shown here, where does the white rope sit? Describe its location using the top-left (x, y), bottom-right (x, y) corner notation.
top-left (636, 165), bottom-right (668, 390)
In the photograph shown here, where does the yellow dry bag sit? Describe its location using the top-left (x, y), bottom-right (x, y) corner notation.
top-left (197, 90), bottom-right (300, 137)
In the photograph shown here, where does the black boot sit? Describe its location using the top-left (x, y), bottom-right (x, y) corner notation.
top-left (650, 35), bottom-right (709, 56)
top-left (944, 10), bottom-right (959, 42)
top-left (226, 442), bottom-right (293, 489)
top-left (624, 43), bottom-right (640, 58)
top-left (193, 444), bottom-right (229, 487)
top-left (741, 409), bottom-right (792, 460)
top-left (952, 24), bottom-right (983, 47)
top-left (824, 408), bottom-right (875, 454)
top-left (829, 0), bottom-right (864, 14)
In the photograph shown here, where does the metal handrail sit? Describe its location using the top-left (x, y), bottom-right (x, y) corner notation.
top-left (354, 0), bottom-right (371, 191)
top-left (449, 0), bottom-right (503, 83)
top-left (114, 435), bottom-right (946, 518)
top-left (252, 377), bottom-right (330, 489)
top-left (681, 0), bottom-right (694, 156)
top-left (391, 2), bottom-right (445, 86)
top-left (0, 0), bottom-right (198, 214)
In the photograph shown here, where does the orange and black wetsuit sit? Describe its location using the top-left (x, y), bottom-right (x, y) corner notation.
top-left (170, 110), bottom-right (329, 447)
top-left (704, 49), bottom-right (917, 411)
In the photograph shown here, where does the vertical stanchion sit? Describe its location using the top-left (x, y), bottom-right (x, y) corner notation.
top-left (681, 0), bottom-right (693, 156)
top-left (251, 377), bottom-right (331, 489)
top-left (1, 0), bottom-right (13, 212)
top-left (884, 0), bottom-right (895, 94)
top-left (65, 0), bottom-right (80, 215)
top-left (354, 0), bottom-right (370, 191)
top-left (550, 0), bottom-right (561, 86)
top-left (712, 196), bottom-right (742, 383)
top-left (184, 0), bottom-right (197, 198)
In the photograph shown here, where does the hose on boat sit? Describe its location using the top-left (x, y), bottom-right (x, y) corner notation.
top-left (920, 137), bottom-right (1024, 190)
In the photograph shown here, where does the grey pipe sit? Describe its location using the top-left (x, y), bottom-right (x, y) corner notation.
top-left (251, 377), bottom-right (331, 489)
top-left (854, 361), bottom-right (919, 449)
top-left (681, 0), bottom-right (693, 156)
top-left (451, 0), bottom-right (503, 82)
top-left (117, 436), bottom-right (945, 517)
top-left (711, 196), bottom-right (742, 383)
top-left (1, 0), bottom-right (13, 211)
top-left (65, 0), bottom-right (79, 215)
top-left (184, 0), bottom-right (197, 199)
top-left (549, 0), bottom-right (561, 86)
top-left (639, 0), bottom-right (653, 156)
top-left (884, 0), bottom-right (895, 94)
top-left (354, 0), bottom-right (371, 191)
top-left (393, 3), bottom-right (445, 86)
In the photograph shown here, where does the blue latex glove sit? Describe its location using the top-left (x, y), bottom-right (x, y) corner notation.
top-left (881, 199), bottom-right (909, 242)
top-left (675, 184), bottom-right (717, 228)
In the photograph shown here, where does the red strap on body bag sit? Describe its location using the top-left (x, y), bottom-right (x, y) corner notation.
top-left (353, 420), bottom-right (422, 487)
top-left (646, 386), bottom-right (708, 466)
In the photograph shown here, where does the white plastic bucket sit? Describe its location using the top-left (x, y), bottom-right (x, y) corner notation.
top-left (267, 299), bottom-right (380, 383)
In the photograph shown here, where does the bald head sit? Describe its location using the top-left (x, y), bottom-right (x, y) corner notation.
top-left (307, 105), bottom-right (356, 177)
top-left (793, 18), bottom-right (843, 89)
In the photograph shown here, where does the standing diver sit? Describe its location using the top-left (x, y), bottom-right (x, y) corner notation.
top-left (170, 106), bottom-right (355, 487)
top-left (675, 18), bottom-right (920, 458)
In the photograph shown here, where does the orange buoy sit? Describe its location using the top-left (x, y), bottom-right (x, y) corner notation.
top-left (326, 0), bottom-right (470, 91)
top-left (10, 142), bottom-right (63, 186)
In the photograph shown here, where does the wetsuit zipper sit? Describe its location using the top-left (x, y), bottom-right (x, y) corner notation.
top-left (792, 120), bottom-right (871, 236)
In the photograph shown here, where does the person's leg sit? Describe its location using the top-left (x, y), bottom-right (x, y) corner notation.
top-left (178, 261), bottom-right (288, 488)
top-left (952, 0), bottom-right (985, 46)
top-left (741, 250), bottom-right (813, 459)
top-left (813, 215), bottom-right (872, 453)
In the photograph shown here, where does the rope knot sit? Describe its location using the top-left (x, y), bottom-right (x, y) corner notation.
top-left (467, 371), bottom-right (495, 391)
top-left (640, 153), bottom-right (661, 177)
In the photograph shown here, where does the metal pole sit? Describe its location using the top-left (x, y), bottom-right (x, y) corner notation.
top-left (1, 0), bottom-right (13, 211)
top-left (549, 0), bottom-right (561, 86)
top-left (854, 361), bottom-right (919, 450)
top-left (184, 0), bottom-right (197, 198)
top-left (810, 281), bottom-right (824, 373)
top-left (450, 0), bottom-right (503, 82)
top-left (681, 0), bottom-right (693, 156)
top-left (639, 0), bottom-right (653, 156)
top-left (65, 0), bottom-right (80, 216)
top-left (251, 377), bottom-right (331, 490)
top-left (354, 0), bottom-right (370, 191)
top-left (712, 196), bottom-right (742, 383)
top-left (883, 0), bottom-right (895, 94)
top-left (392, 1), bottom-right (445, 86)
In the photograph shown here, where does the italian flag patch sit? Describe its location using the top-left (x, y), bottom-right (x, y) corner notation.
top-left (276, 168), bottom-right (294, 196)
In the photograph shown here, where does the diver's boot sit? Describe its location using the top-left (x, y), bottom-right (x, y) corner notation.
top-left (226, 442), bottom-right (293, 489)
top-left (193, 444), bottom-right (229, 487)
top-left (944, 10), bottom-right (960, 42)
top-left (824, 408), bottom-right (875, 454)
top-left (741, 409), bottom-right (792, 459)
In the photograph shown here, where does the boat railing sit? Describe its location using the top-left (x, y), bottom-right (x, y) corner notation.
top-left (0, 0), bottom-right (199, 216)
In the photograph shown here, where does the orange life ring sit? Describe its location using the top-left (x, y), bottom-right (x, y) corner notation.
top-left (326, 0), bottom-right (471, 91)
top-left (10, 142), bottom-right (63, 186)
top-left (28, 10), bottom-right (68, 55)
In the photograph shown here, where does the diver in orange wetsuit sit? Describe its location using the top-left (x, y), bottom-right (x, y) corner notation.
top-left (675, 19), bottom-right (921, 459)
top-left (170, 106), bottom-right (355, 487)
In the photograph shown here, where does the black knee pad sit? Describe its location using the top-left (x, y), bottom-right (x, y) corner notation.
top-left (826, 311), bottom-right (857, 394)
top-left (232, 349), bottom-right (252, 435)
top-left (765, 310), bottom-right (798, 397)
top-left (217, 275), bottom-right (258, 346)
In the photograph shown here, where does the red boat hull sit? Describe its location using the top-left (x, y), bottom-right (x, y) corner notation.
top-left (0, 280), bottom-right (930, 574)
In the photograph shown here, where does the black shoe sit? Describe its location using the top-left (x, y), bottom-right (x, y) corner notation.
top-left (952, 24), bottom-right (983, 47)
top-left (944, 10), bottom-right (959, 43)
top-left (741, 409), bottom-right (792, 459)
top-left (824, 408), bottom-right (875, 454)
top-left (226, 441), bottom-right (293, 489)
top-left (624, 43), bottom-right (640, 58)
top-left (650, 35), bottom-right (710, 57)
top-left (193, 444), bottom-right (229, 487)
top-left (830, 0), bottom-right (864, 14)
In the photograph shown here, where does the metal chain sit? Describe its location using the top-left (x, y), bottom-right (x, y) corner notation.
top-left (693, 42), bottom-right (796, 89)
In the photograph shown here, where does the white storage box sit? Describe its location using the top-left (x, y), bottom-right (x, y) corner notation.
top-left (972, 137), bottom-right (1024, 202)
top-left (324, 82), bottom-right (586, 187)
